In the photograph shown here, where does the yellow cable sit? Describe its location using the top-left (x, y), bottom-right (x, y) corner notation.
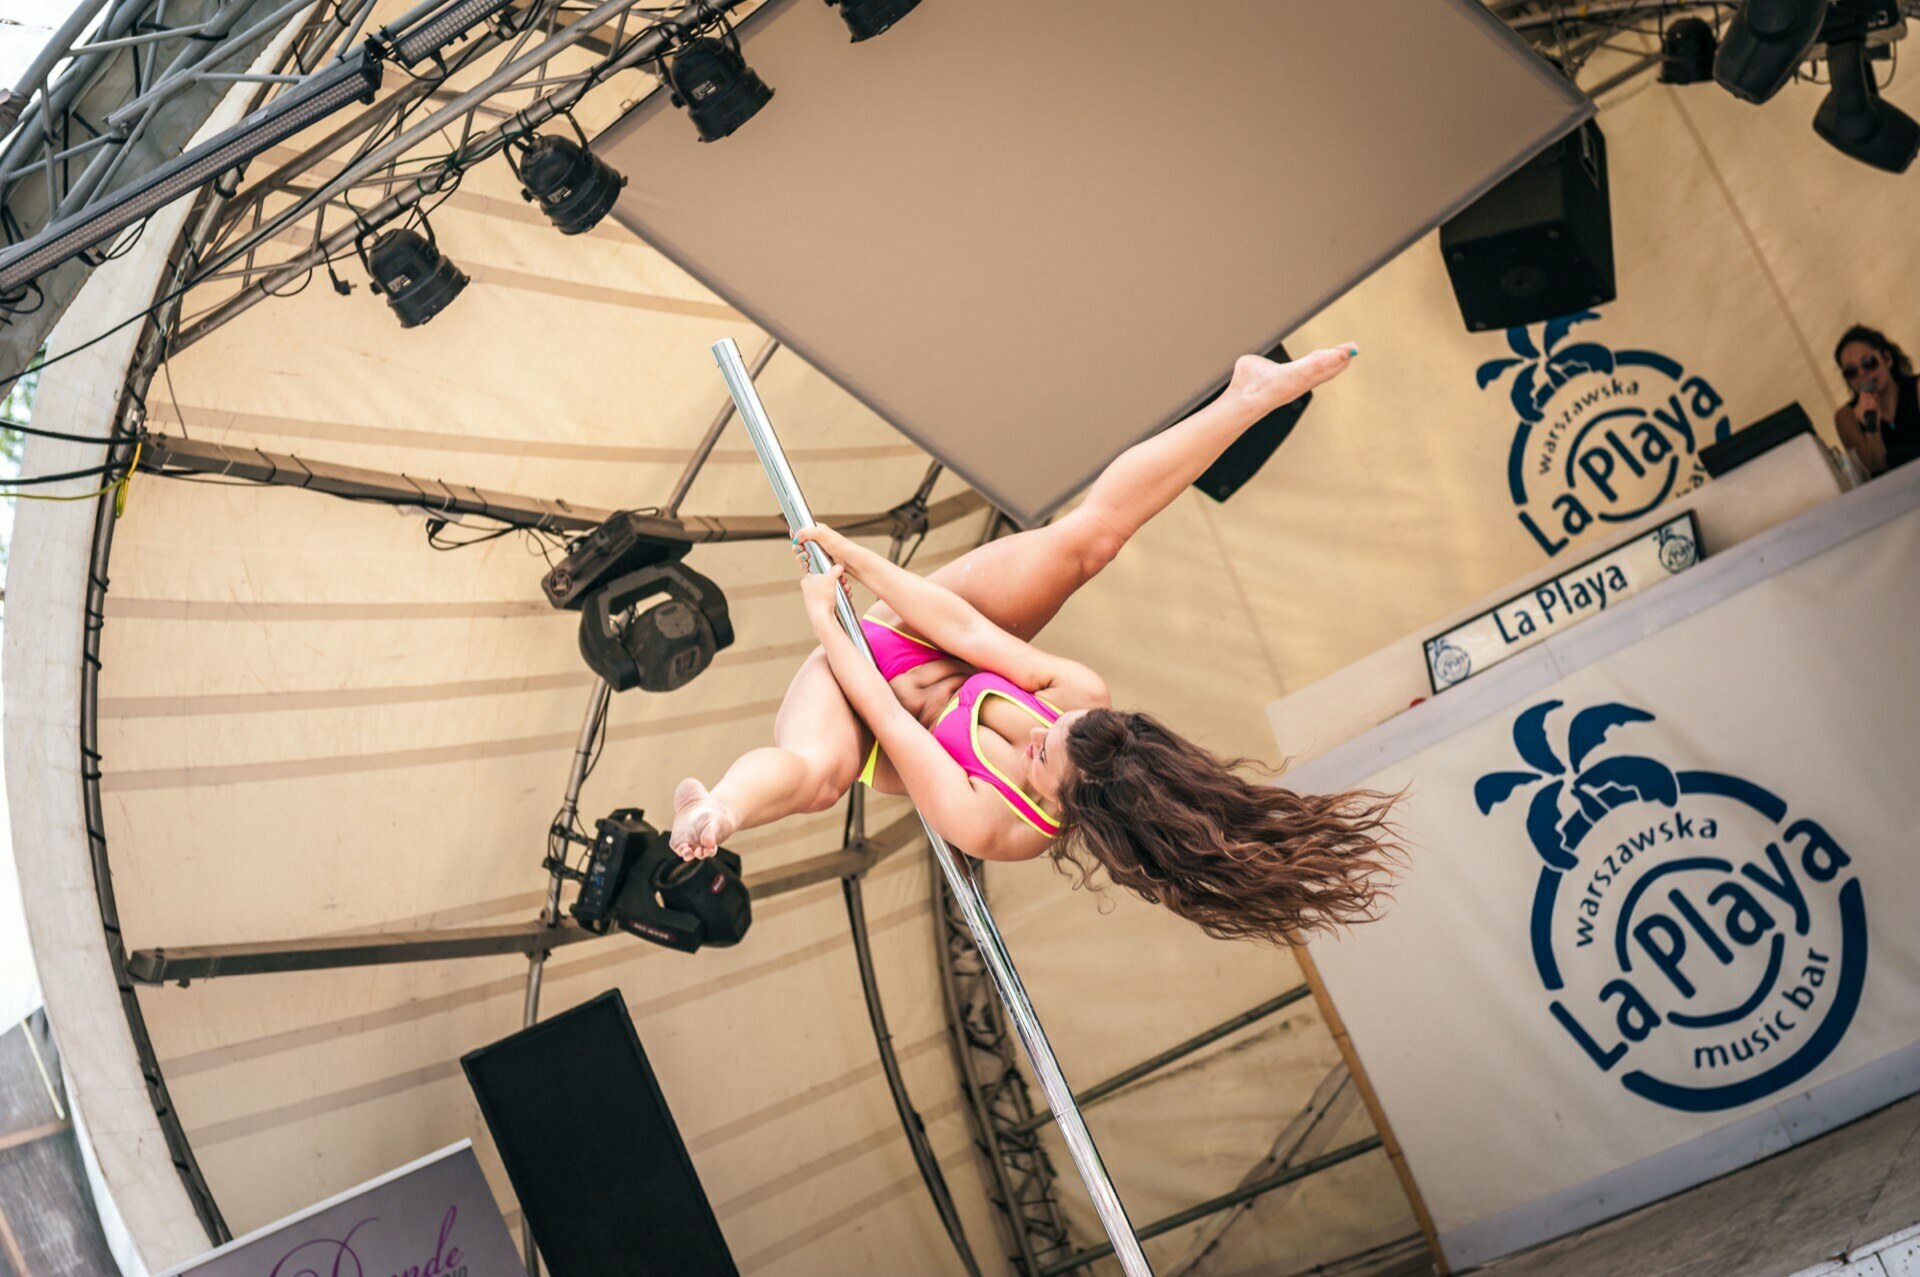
top-left (5, 441), bottom-right (142, 514)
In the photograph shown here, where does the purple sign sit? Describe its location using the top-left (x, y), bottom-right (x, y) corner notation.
top-left (160, 1143), bottom-right (522, 1277)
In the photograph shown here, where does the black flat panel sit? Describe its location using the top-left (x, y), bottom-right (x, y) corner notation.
top-left (462, 991), bottom-right (737, 1277)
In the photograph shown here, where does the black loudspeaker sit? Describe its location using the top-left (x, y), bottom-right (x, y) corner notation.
top-left (1189, 343), bottom-right (1314, 502)
top-left (1440, 119), bottom-right (1615, 332)
top-left (462, 991), bottom-right (739, 1277)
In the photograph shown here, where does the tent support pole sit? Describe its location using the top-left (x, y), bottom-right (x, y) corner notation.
top-left (710, 336), bottom-right (1153, 1277)
top-left (516, 674), bottom-right (611, 1275)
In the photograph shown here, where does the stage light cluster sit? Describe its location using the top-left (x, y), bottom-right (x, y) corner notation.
top-left (1709, 0), bottom-right (1917, 173)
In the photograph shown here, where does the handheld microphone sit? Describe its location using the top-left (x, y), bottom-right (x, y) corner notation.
top-left (1862, 405), bottom-right (1881, 435)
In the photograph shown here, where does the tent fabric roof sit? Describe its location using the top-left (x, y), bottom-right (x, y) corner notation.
top-left (7, 94), bottom-right (1416, 1277)
top-left (28, 11), bottom-right (1859, 1277)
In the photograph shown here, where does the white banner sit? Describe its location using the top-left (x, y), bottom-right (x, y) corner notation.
top-left (1297, 480), bottom-right (1920, 1268)
top-left (159, 1143), bottom-right (519, 1277)
top-left (1426, 512), bottom-right (1700, 692)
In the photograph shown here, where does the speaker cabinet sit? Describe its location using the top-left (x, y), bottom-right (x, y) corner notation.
top-left (1440, 118), bottom-right (1615, 332)
top-left (463, 991), bottom-right (738, 1277)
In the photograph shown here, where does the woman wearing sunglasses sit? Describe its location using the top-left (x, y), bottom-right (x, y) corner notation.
top-left (1833, 324), bottom-right (1920, 478)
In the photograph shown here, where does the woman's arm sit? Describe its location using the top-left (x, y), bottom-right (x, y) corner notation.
top-left (1835, 403), bottom-right (1886, 477)
top-left (799, 568), bottom-right (1033, 859)
top-left (797, 526), bottom-right (1109, 705)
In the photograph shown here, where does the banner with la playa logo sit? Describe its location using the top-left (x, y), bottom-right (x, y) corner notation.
top-left (1477, 698), bottom-right (1865, 1115)
top-left (1289, 480), bottom-right (1920, 1270)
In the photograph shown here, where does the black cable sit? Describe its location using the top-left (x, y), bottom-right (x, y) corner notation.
top-left (426, 517), bottom-right (520, 550)
top-left (0, 270), bottom-right (197, 400)
top-left (2, 462), bottom-right (124, 486)
top-left (581, 679), bottom-right (612, 781)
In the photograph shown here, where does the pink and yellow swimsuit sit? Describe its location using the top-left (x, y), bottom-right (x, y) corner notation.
top-left (857, 616), bottom-right (1065, 839)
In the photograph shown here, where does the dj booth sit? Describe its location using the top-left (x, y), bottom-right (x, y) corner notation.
top-left (1276, 442), bottom-right (1920, 1269)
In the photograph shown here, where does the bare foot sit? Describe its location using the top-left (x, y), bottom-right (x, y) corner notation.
top-left (670, 778), bottom-right (737, 860)
top-left (1230, 343), bottom-right (1357, 411)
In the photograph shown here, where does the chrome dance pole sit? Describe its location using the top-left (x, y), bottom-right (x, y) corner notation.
top-left (710, 337), bottom-right (1152, 1276)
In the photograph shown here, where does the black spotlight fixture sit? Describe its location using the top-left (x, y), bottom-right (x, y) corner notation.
top-left (665, 30), bottom-right (773, 142)
top-left (1661, 17), bottom-right (1720, 84)
top-left (826, 0), bottom-right (922, 41)
top-left (361, 223), bottom-right (468, 327)
top-left (512, 130), bottom-right (626, 234)
top-left (1714, 0), bottom-right (1831, 103)
top-left (570, 809), bottom-right (751, 953)
top-left (579, 561), bottom-right (734, 693)
top-left (1814, 35), bottom-right (1919, 171)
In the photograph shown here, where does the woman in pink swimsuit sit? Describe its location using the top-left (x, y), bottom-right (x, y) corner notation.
top-left (671, 345), bottom-right (1399, 943)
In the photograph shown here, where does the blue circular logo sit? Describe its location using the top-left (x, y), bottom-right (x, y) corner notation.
top-left (1476, 313), bottom-right (1733, 558)
top-left (1477, 700), bottom-right (1868, 1111)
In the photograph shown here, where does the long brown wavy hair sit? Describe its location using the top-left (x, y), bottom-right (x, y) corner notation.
top-left (1053, 709), bottom-right (1404, 945)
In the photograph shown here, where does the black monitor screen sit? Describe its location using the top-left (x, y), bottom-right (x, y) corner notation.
top-left (462, 990), bottom-right (738, 1277)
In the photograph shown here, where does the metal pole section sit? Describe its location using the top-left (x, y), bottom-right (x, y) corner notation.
top-left (710, 337), bottom-right (1153, 1277)
top-left (520, 675), bottom-right (609, 1277)
top-left (663, 335), bottom-right (778, 516)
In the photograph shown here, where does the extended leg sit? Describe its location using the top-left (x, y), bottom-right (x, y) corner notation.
top-left (893, 344), bottom-right (1355, 640)
top-left (671, 648), bottom-right (868, 856)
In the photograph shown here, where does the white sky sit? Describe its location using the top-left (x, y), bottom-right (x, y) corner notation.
top-left (0, 0), bottom-right (87, 91)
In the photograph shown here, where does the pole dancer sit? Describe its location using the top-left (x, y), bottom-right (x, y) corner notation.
top-left (686, 341), bottom-right (1402, 946)
top-left (711, 336), bottom-right (1152, 1273)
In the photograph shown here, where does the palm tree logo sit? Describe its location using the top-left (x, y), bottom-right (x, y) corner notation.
top-left (1474, 700), bottom-right (1679, 869)
top-left (1476, 311), bottom-right (1618, 424)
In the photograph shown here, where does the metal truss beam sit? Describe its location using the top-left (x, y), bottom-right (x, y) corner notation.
top-left (0, 0), bottom-right (363, 377)
top-left (138, 432), bottom-right (987, 542)
top-left (127, 807), bottom-right (927, 984)
top-left (1037, 1138), bottom-right (1384, 1277)
top-left (171, 0), bottom-right (753, 352)
top-left (1007, 985), bottom-right (1313, 1138)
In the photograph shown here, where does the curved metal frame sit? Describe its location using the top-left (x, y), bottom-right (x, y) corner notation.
top-left (80, 340), bottom-right (231, 1247)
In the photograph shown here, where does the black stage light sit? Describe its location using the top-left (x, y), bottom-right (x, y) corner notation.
top-left (362, 224), bottom-right (469, 327)
top-left (1661, 17), bottom-right (1720, 83)
top-left (1814, 37), bottom-right (1920, 171)
top-left (573, 809), bottom-right (751, 953)
top-left (513, 133), bottom-right (626, 234)
top-left (1715, 0), bottom-right (1831, 103)
top-left (826, 0), bottom-right (922, 42)
top-left (666, 34), bottom-right (773, 142)
top-left (579, 561), bottom-right (735, 693)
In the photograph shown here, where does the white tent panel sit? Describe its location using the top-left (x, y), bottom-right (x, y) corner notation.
top-left (598, 0), bottom-right (1589, 526)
